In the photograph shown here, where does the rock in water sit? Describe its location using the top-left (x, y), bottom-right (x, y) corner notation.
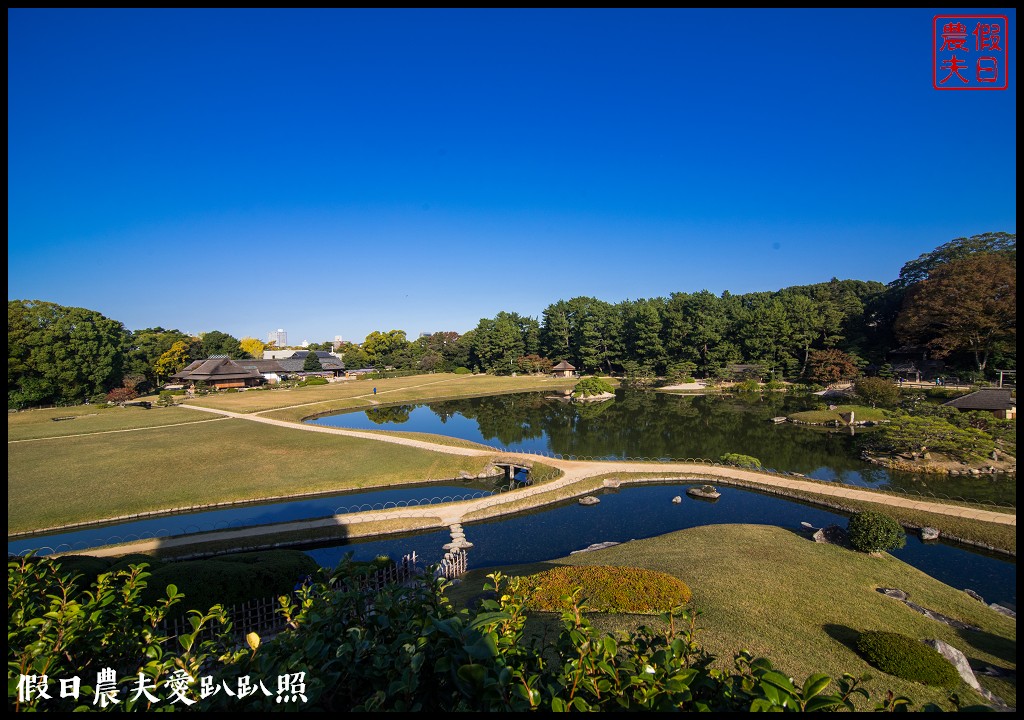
top-left (578, 496), bottom-right (601, 506)
top-left (920, 526), bottom-right (940, 541)
top-left (671, 496), bottom-right (682, 504)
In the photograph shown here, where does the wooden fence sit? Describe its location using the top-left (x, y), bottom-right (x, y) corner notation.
top-left (160, 552), bottom-right (424, 644)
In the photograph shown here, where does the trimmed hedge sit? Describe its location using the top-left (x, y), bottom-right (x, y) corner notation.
top-left (847, 511), bottom-right (906, 553)
top-left (523, 565), bottom-right (691, 614)
top-left (855, 631), bottom-right (960, 687)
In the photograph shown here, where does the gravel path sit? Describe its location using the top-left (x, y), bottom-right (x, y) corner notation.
top-left (72, 403), bottom-right (1014, 558)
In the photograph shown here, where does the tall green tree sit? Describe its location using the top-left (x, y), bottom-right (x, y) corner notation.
top-left (199, 330), bottom-right (249, 359)
top-left (8, 300), bottom-right (129, 408)
top-left (362, 330), bottom-right (409, 367)
top-left (303, 351), bottom-right (324, 371)
top-left (621, 298), bottom-right (666, 372)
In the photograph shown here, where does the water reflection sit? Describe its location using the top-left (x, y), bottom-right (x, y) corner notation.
top-left (7, 480), bottom-right (501, 556)
top-left (310, 390), bottom-right (1015, 506)
top-left (307, 482), bottom-right (1016, 611)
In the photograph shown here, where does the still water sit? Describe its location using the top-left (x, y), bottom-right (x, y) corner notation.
top-left (307, 481), bottom-right (1016, 611)
top-left (310, 390), bottom-right (1015, 506)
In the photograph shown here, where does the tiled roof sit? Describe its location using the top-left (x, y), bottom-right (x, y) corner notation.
top-left (942, 388), bottom-right (1016, 411)
top-left (171, 357), bottom-right (262, 382)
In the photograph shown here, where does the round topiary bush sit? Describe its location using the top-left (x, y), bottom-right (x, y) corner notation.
top-left (847, 511), bottom-right (906, 553)
top-left (523, 565), bottom-right (691, 614)
top-left (855, 631), bottom-right (960, 687)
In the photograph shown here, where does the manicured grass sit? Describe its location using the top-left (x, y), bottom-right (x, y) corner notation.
top-left (446, 524), bottom-right (1016, 711)
top-left (7, 405), bottom-right (215, 441)
top-left (7, 419), bottom-right (493, 533)
top-left (183, 373), bottom-right (576, 416)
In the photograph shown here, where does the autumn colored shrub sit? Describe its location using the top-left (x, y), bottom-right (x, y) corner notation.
top-left (105, 387), bottom-right (138, 404)
top-left (523, 565), bottom-right (691, 613)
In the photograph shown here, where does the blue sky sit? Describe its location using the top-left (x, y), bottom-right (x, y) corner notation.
top-left (8, 8), bottom-right (1017, 344)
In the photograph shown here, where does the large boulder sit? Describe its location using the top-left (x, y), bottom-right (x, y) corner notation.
top-left (812, 525), bottom-right (849, 547)
top-left (578, 496), bottom-right (601, 506)
top-left (923, 639), bottom-right (981, 692)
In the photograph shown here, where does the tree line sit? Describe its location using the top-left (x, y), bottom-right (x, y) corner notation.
top-left (7, 232), bottom-right (1015, 408)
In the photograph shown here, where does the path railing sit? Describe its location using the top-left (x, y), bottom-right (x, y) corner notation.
top-left (159, 552), bottom-right (423, 644)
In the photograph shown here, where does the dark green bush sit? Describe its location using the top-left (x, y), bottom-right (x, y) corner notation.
top-left (298, 377), bottom-right (329, 386)
top-left (734, 379), bottom-right (761, 393)
top-left (855, 631), bottom-right (960, 687)
top-left (847, 511), bottom-right (906, 553)
top-left (524, 565), bottom-right (691, 613)
top-left (453, 366), bottom-right (472, 374)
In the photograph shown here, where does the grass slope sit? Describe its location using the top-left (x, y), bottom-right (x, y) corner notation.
top-left (446, 524), bottom-right (1016, 711)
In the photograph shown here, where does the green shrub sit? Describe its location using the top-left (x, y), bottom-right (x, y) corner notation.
top-left (524, 565), bottom-right (691, 613)
top-left (855, 631), bottom-right (960, 687)
top-left (298, 377), bottom-right (329, 387)
top-left (453, 366), bottom-right (472, 374)
top-left (763, 380), bottom-right (785, 391)
top-left (720, 453), bottom-right (762, 469)
top-left (734, 379), bottom-right (761, 393)
top-left (573, 376), bottom-right (615, 397)
top-left (157, 391), bottom-right (176, 407)
top-left (853, 377), bottom-right (900, 408)
top-left (847, 511), bottom-right (906, 553)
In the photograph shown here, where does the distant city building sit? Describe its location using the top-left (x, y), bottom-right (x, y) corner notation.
top-left (333, 335), bottom-right (343, 350)
top-left (301, 340), bottom-right (310, 348)
top-left (267, 328), bottom-right (288, 347)
top-left (419, 332), bottom-right (431, 338)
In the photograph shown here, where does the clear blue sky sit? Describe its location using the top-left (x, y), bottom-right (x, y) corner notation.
top-left (8, 8), bottom-right (1017, 344)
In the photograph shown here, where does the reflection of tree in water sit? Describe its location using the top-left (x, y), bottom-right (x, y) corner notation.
top-left (572, 398), bottom-right (615, 420)
top-left (408, 391), bottom-right (1013, 503)
top-left (364, 405), bottom-right (414, 425)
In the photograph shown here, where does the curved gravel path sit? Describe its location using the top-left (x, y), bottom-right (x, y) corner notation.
top-left (73, 403), bottom-right (1014, 558)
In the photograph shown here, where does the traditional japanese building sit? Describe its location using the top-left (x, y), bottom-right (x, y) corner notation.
top-left (550, 360), bottom-right (576, 378)
top-left (942, 388), bottom-right (1017, 419)
top-left (170, 356), bottom-right (264, 389)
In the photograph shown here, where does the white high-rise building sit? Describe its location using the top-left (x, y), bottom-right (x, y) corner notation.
top-left (333, 335), bottom-right (343, 350)
top-left (268, 328), bottom-right (288, 347)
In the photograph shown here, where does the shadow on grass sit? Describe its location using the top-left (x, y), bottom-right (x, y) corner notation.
top-left (956, 626), bottom-right (1018, 666)
top-left (823, 623), bottom-right (863, 654)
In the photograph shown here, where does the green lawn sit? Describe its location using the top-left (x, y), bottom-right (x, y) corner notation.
top-left (7, 405), bottom-right (215, 441)
top-left (7, 419), bottom-right (492, 533)
top-left (180, 373), bottom-right (576, 417)
top-left (446, 524), bottom-right (1016, 711)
